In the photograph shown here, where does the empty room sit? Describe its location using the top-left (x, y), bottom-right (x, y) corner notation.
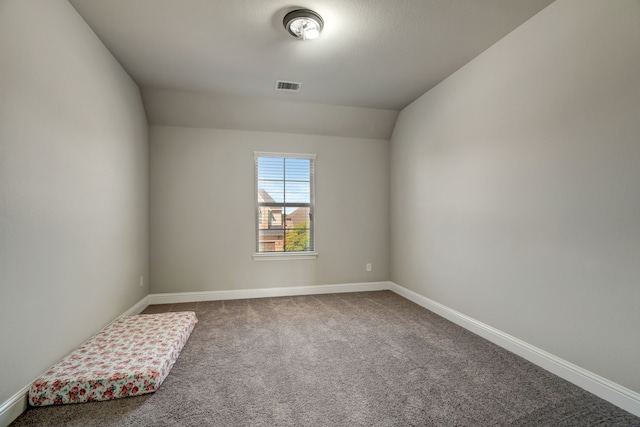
top-left (1, 0), bottom-right (639, 425)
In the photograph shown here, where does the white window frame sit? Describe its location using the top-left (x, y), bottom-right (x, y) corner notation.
top-left (253, 152), bottom-right (317, 261)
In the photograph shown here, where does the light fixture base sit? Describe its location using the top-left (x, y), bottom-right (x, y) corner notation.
top-left (283, 9), bottom-right (324, 40)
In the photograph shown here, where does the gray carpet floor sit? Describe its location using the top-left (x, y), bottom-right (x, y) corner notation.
top-left (12, 291), bottom-right (640, 426)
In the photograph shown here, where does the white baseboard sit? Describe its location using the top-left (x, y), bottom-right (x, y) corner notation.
top-left (0, 385), bottom-right (29, 427)
top-left (388, 282), bottom-right (640, 418)
top-left (0, 295), bottom-right (150, 427)
top-left (115, 295), bottom-right (150, 320)
top-left (148, 281), bottom-right (389, 305)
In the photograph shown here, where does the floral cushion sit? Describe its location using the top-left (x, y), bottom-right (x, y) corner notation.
top-left (29, 311), bottom-right (197, 406)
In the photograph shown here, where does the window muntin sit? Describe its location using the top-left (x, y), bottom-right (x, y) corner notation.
top-left (255, 153), bottom-right (315, 254)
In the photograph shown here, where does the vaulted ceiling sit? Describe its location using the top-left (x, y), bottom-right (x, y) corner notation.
top-left (69, 0), bottom-right (554, 111)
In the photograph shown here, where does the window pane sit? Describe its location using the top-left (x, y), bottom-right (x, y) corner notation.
top-left (258, 208), bottom-right (285, 252)
top-left (284, 207), bottom-right (310, 230)
top-left (258, 206), bottom-right (284, 230)
top-left (257, 181), bottom-right (283, 203)
top-left (285, 227), bottom-right (310, 252)
top-left (285, 158), bottom-right (310, 181)
top-left (284, 181), bottom-right (310, 204)
top-left (258, 157), bottom-right (284, 181)
top-left (259, 241), bottom-right (277, 252)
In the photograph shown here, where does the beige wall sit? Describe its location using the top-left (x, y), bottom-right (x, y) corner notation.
top-left (0, 0), bottom-right (148, 405)
top-left (390, 0), bottom-right (640, 393)
top-left (142, 87), bottom-right (399, 140)
top-left (150, 126), bottom-right (389, 293)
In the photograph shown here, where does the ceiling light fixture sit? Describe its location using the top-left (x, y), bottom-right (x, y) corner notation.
top-left (283, 9), bottom-right (324, 40)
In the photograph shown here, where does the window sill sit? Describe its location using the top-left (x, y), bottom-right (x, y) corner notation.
top-left (253, 252), bottom-right (318, 261)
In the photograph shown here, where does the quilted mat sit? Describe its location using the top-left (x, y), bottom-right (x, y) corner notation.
top-left (29, 311), bottom-right (197, 406)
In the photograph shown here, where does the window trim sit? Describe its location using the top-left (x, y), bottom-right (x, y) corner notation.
top-left (253, 151), bottom-right (316, 261)
top-left (252, 252), bottom-right (318, 261)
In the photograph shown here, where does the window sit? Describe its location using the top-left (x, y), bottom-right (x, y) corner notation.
top-left (254, 152), bottom-right (316, 259)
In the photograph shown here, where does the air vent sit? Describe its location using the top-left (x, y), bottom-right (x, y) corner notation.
top-left (275, 80), bottom-right (302, 92)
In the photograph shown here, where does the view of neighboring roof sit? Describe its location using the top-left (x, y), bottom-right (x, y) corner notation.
top-left (257, 188), bottom-right (276, 204)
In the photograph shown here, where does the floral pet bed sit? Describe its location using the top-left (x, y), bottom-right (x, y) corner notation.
top-left (29, 311), bottom-right (197, 406)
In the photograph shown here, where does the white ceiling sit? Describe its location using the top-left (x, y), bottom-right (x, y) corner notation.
top-left (69, 0), bottom-right (554, 111)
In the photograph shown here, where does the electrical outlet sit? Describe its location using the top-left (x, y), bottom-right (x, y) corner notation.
top-left (366, 263), bottom-right (372, 272)
top-left (139, 275), bottom-right (144, 288)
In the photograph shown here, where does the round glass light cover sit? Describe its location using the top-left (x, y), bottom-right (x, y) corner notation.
top-left (288, 18), bottom-right (321, 39)
top-left (283, 9), bottom-right (324, 40)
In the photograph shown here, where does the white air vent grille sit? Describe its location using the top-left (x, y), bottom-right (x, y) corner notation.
top-left (275, 80), bottom-right (302, 92)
